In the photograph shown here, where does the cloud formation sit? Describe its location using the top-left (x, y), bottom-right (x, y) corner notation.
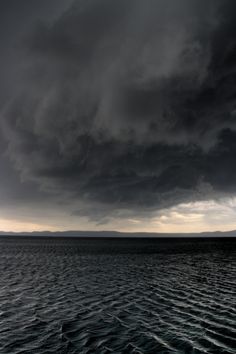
top-left (1, 0), bottom-right (236, 225)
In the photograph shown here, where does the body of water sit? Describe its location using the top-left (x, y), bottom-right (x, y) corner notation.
top-left (0, 237), bottom-right (235, 353)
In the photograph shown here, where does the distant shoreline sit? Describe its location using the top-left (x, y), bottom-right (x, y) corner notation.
top-left (0, 234), bottom-right (236, 241)
top-left (1, 228), bottom-right (236, 238)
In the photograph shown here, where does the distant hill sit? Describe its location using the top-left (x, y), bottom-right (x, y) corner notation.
top-left (0, 230), bottom-right (236, 238)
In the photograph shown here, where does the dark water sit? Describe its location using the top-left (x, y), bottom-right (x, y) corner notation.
top-left (0, 237), bottom-right (235, 354)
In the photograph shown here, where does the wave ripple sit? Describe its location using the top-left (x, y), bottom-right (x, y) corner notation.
top-left (0, 238), bottom-right (235, 353)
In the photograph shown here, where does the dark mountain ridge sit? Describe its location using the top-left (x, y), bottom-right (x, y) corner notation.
top-left (0, 230), bottom-right (235, 238)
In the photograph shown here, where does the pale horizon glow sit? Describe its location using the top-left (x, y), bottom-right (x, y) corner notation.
top-left (1, 197), bottom-right (236, 233)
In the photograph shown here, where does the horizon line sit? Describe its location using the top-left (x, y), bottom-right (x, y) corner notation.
top-left (0, 229), bottom-right (236, 235)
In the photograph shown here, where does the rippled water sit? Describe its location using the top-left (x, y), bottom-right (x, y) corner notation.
top-left (0, 237), bottom-right (235, 354)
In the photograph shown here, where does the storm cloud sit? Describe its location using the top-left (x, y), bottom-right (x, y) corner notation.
top-left (1, 0), bottom-right (236, 223)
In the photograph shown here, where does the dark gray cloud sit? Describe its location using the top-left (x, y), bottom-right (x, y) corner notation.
top-left (1, 0), bottom-right (236, 222)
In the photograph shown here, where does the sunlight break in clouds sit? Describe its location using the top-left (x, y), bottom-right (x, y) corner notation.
top-left (2, 197), bottom-right (236, 233)
top-left (150, 198), bottom-right (236, 233)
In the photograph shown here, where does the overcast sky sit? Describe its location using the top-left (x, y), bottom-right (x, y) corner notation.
top-left (1, 0), bottom-right (236, 232)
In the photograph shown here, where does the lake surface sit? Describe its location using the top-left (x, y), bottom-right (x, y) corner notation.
top-left (0, 237), bottom-right (235, 353)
